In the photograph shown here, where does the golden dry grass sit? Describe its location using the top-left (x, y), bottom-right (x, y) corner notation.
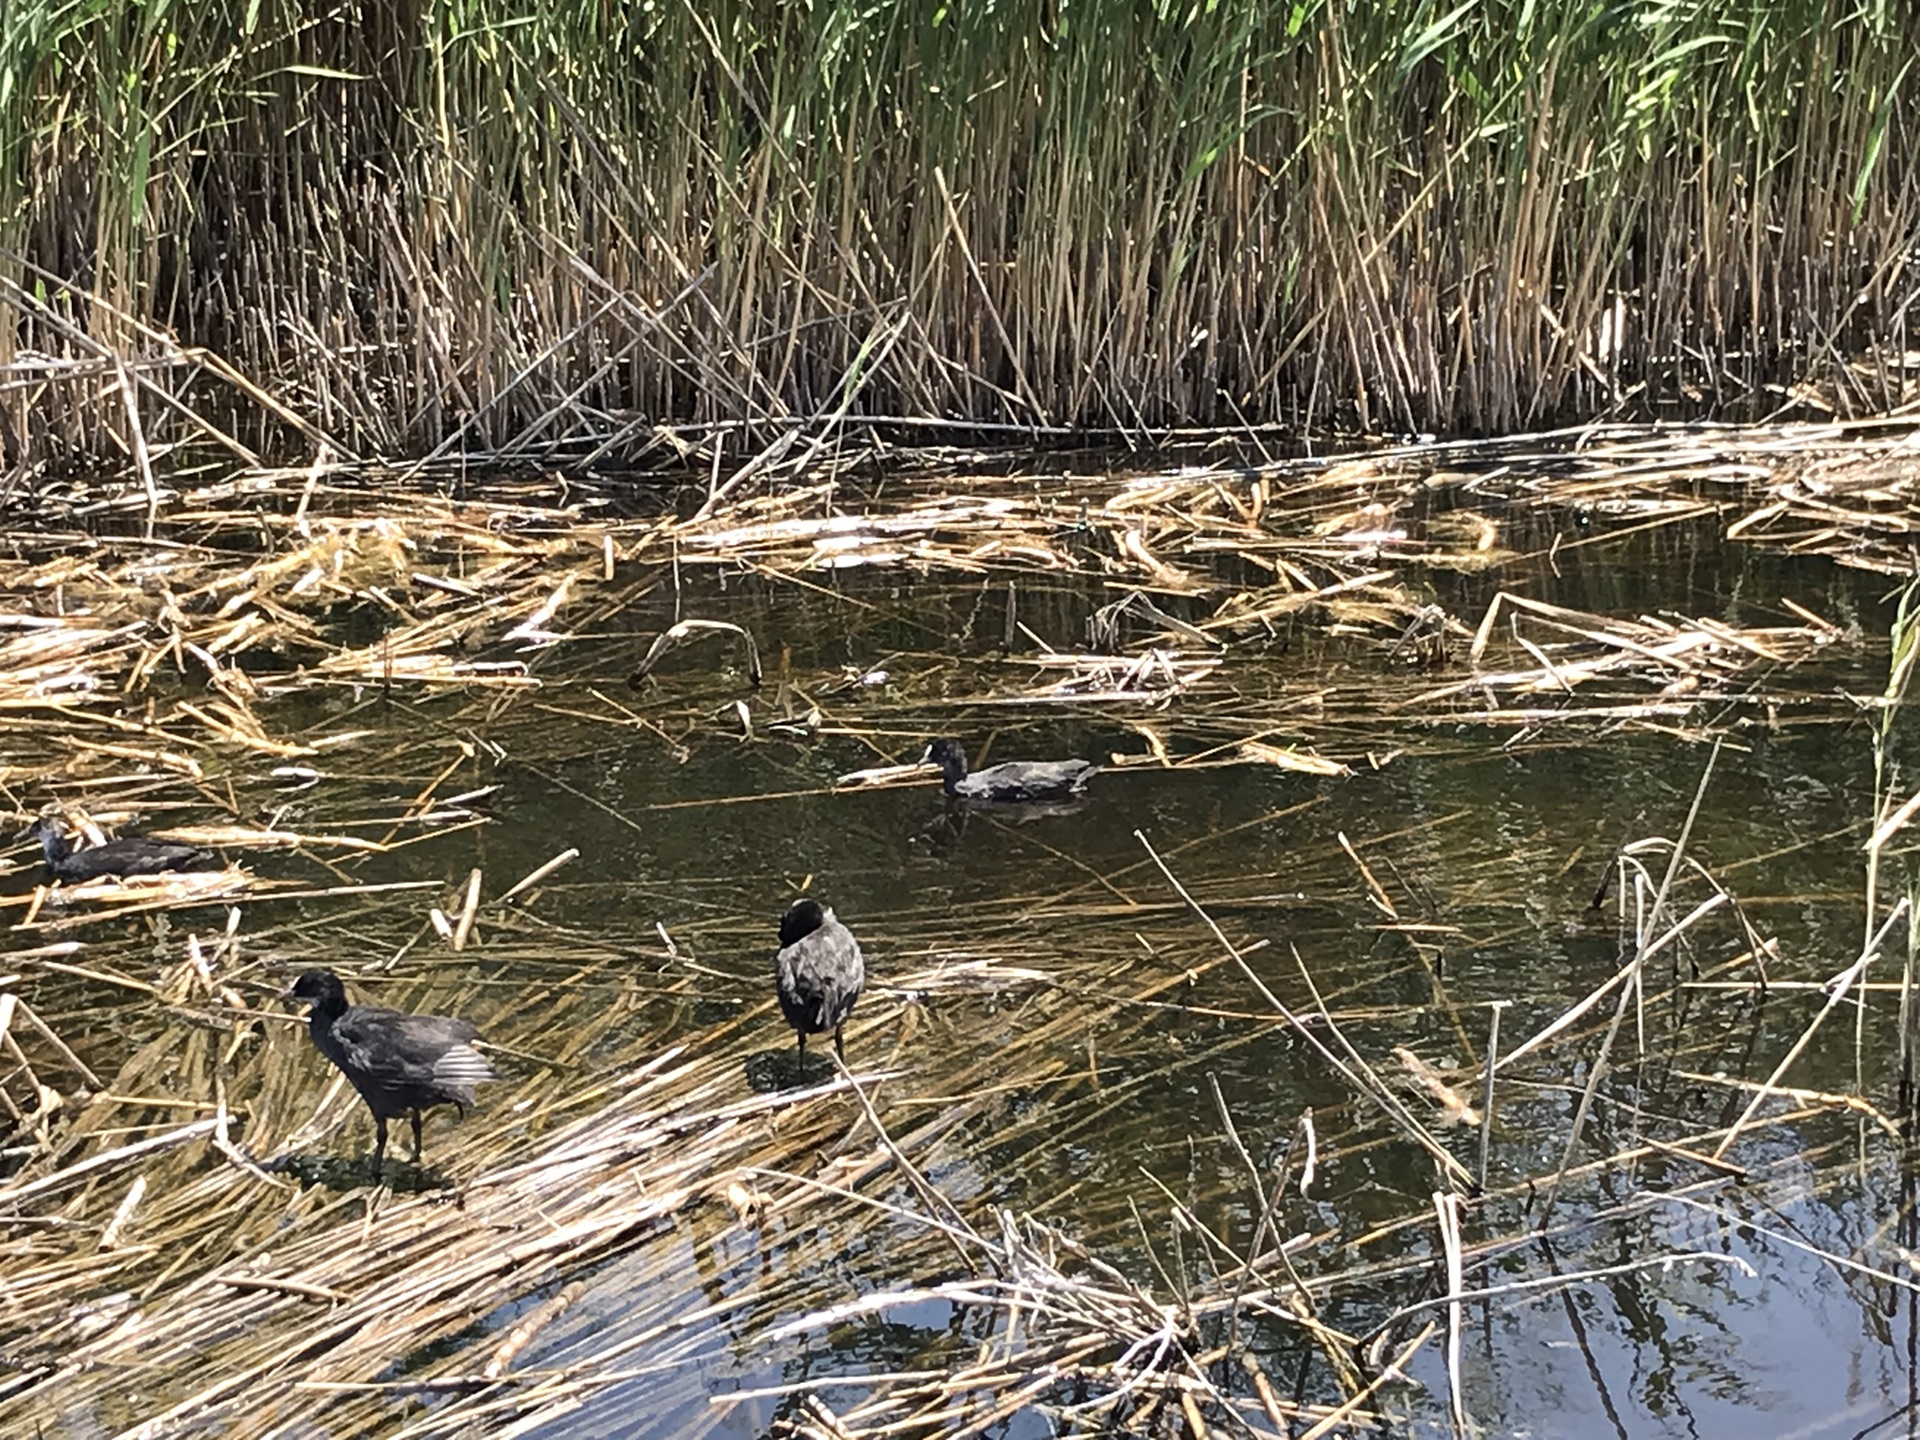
top-left (0, 434), bottom-right (1915, 1434)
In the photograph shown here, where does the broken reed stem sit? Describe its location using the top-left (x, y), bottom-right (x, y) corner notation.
top-left (1532, 739), bottom-right (1722, 1228)
top-left (483, 1279), bottom-right (588, 1380)
top-left (496, 848), bottom-right (580, 907)
top-left (1866, 579), bottom-right (1920, 949)
top-left (1867, 580), bottom-right (1919, 1092)
top-left (630, 619), bottom-right (763, 689)
top-left (1635, 737), bottom-right (1723, 975)
top-left (451, 868), bottom-right (483, 951)
top-left (14, 995), bottom-right (104, 1089)
top-left (1711, 897), bottom-right (1912, 1162)
top-left (1904, 900), bottom-right (1919, 1120)
top-left (1435, 1191), bottom-right (1466, 1435)
top-left (96, 1174), bottom-right (146, 1251)
top-left (1477, 1002), bottom-right (1505, 1192)
top-left (1133, 829), bottom-right (1474, 1189)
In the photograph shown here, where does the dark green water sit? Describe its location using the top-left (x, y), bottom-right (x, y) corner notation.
top-left (507, 525), bottom-right (1911, 1440)
top-left (5, 473), bottom-right (1917, 1439)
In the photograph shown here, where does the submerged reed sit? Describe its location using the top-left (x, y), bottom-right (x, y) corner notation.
top-left (0, 448), bottom-right (1913, 1433)
top-left (2, 0), bottom-right (1917, 470)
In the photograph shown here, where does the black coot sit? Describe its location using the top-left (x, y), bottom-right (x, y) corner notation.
top-left (289, 969), bottom-right (497, 1178)
top-left (21, 809), bottom-right (212, 881)
top-left (922, 737), bottom-right (1097, 805)
top-left (773, 899), bottom-right (865, 1065)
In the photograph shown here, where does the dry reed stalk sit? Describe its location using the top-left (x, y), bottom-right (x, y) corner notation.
top-left (1135, 830), bottom-right (1475, 1190)
top-left (7, 0), bottom-right (1920, 473)
top-left (1434, 1191), bottom-right (1466, 1433)
top-left (0, 853), bottom-right (1291, 1437)
top-left (0, 425), bottom-right (1910, 1437)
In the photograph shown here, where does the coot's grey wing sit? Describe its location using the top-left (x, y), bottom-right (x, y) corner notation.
top-left (775, 939), bottom-right (827, 1031)
top-left (333, 1007), bottom-right (498, 1094)
top-left (57, 850), bottom-right (134, 881)
top-left (75, 837), bottom-right (211, 878)
top-left (819, 924), bottom-right (865, 1029)
top-left (1049, 758), bottom-right (1097, 783)
top-left (776, 922), bottom-right (866, 1033)
top-left (959, 759), bottom-right (1097, 801)
top-left (426, 1038), bottom-right (499, 1100)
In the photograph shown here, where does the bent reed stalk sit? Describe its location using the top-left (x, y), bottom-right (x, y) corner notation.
top-left (0, 457), bottom-right (1913, 1432)
top-left (2, 0), bottom-right (1917, 471)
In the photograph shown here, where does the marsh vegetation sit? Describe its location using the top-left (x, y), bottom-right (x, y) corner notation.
top-left (7, 1), bottom-right (1920, 1434)
top-left (0, 425), bottom-right (1917, 1436)
top-left (3, 0), bottom-right (1919, 474)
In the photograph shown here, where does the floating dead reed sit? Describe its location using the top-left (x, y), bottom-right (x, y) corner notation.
top-left (0, 437), bottom-right (1912, 1433)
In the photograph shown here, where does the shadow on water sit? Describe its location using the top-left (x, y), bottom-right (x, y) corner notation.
top-left (1, 459), bottom-right (1916, 1439)
top-left (741, 1047), bottom-right (842, 1093)
top-left (268, 1152), bottom-right (459, 1195)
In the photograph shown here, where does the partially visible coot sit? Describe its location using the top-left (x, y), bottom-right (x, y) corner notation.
top-left (21, 807), bottom-right (212, 881)
top-left (922, 737), bottom-right (1098, 805)
top-left (773, 899), bottom-right (865, 1067)
top-left (289, 969), bottom-right (497, 1179)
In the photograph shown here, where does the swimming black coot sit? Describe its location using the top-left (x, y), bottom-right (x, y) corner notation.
top-left (922, 737), bottom-right (1097, 805)
top-left (288, 969), bottom-right (497, 1179)
top-left (21, 809), bottom-right (212, 881)
top-left (773, 899), bottom-right (865, 1065)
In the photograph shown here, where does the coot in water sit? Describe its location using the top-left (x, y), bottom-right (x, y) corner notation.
top-left (773, 899), bottom-right (865, 1065)
top-left (922, 737), bottom-right (1097, 805)
top-left (289, 969), bottom-right (497, 1179)
top-left (21, 808), bottom-right (212, 881)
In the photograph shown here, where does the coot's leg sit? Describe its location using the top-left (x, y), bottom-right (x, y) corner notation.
top-left (833, 1024), bottom-right (846, 1062)
top-left (796, 1031), bottom-right (807, 1070)
top-left (372, 1115), bottom-right (389, 1180)
top-left (410, 1108), bottom-right (425, 1162)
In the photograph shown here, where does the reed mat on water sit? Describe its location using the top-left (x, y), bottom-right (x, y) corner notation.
top-left (3, 0), bottom-right (1918, 472)
top-left (0, 435), bottom-right (1917, 1433)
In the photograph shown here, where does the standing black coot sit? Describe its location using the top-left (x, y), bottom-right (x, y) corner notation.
top-left (288, 969), bottom-right (497, 1179)
top-left (773, 899), bottom-right (865, 1066)
top-left (21, 809), bottom-right (212, 881)
top-left (922, 737), bottom-right (1098, 805)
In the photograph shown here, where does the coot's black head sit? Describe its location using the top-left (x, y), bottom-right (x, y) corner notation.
top-left (923, 738), bottom-right (968, 782)
top-left (778, 899), bottom-right (830, 947)
top-left (289, 969), bottom-right (348, 1016)
top-left (19, 810), bottom-right (71, 862)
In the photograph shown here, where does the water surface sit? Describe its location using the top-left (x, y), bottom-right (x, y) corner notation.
top-left (1, 453), bottom-right (1913, 1440)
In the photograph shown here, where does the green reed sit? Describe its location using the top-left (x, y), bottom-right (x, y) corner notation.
top-left (1, 0), bottom-right (1914, 466)
top-left (1875, 577), bottom-right (1920, 1090)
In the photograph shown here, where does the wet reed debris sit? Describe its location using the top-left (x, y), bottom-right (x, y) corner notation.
top-left (0, 433), bottom-right (1916, 1433)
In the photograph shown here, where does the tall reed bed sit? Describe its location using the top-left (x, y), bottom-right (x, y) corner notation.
top-left (1, 0), bottom-right (1916, 468)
